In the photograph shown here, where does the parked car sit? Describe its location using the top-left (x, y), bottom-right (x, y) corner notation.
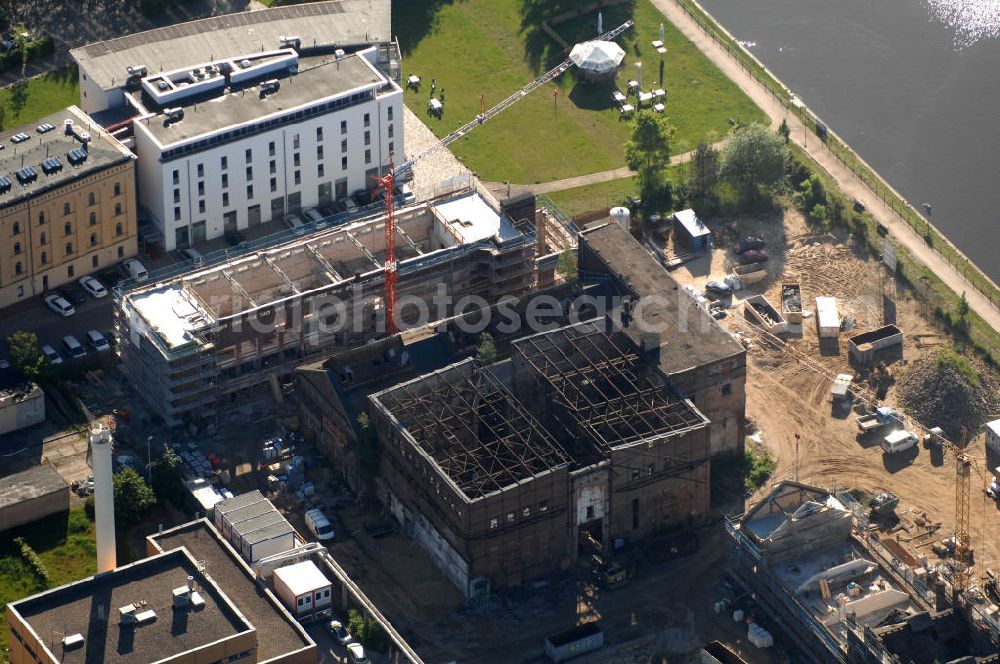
top-left (285, 214), bottom-right (305, 234)
top-left (105, 329), bottom-right (120, 348)
top-left (85, 330), bottom-right (110, 352)
top-left (44, 293), bottom-right (75, 317)
top-left (338, 197), bottom-right (359, 214)
top-left (302, 208), bottom-right (325, 225)
top-left (351, 189), bottom-right (373, 207)
top-left (738, 249), bottom-right (769, 265)
top-left (98, 266), bottom-right (127, 288)
top-left (41, 344), bottom-right (63, 365)
top-left (305, 508), bottom-right (335, 541)
top-left (881, 429), bottom-right (918, 455)
top-left (61, 335), bottom-right (86, 360)
top-left (181, 248), bottom-right (205, 268)
top-left (346, 643), bottom-right (369, 664)
top-left (733, 236), bottom-right (766, 254)
top-left (79, 275), bottom-right (108, 298)
top-left (395, 182), bottom-right (416, 205)
top-left (124, 259), bottom-right (148, 282)
top-left (58, 284), bottom-right (87, 305)
top-left (328, 620), bottom-right (353, 645)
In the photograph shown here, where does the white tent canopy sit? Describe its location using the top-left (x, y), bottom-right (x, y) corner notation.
top-left (569, 40), bottom-right (626, 76)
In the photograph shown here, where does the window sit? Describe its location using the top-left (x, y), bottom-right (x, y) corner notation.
top-left (63, 202), bottom-right (71, 215)
top-left (115, 223), bottom-right (122, 236)
top-left (388, 106), bottom-right (394, 121)
top-left (632, 498), bottom-right (640, 529)
top-left (388, 141), bottom-right (395, 155)
top-left (173, 188), bottom-right (181, 204)
top-left (246, 166), bottom-right (253, 180)
top-left (388, 123), bottom-right (394, 138)
top-left (89, 212), bottom-right (97, 226)
top-left (197, 181), bottom-right (205, 196)
top-left (40, 251), bottom-right (47, 265)
top-left (92, 255), bottom-right (99, 268)
top-left (114, 203), bottom-right (122, 216)
top-left (222, 193), bottom-right (229, 207)
top-left (269, 160), bottom-right (276, 175)
top-left (631, 468), bottom-right (639, 480)
top-left (39, 231), bottom-right (46, 245)
top-left (198, 200), bottom-right (205, 214)
top-left (341, 156), bottom-right (348, 170)
top-left (586, 505), bottom-right (595, 520)
top-left (117, 246), bottom-right (124, 259)
top-left (364, 130), bottom-right (370, 146)
top-left (340, 120), bottom-right (347, 135)
top-left (38, 212), bottom-right (45, 225)
top-left (64, 221), bottom-right (71, 236)
top-left (174, 206), bottom-right (182, 221)
top-left (196, 163), bottom-right (204, 177)
top-left (67, 264), bottom-right (74, 278)
top-left (13, 242), bottom-right (20, 255)
top-left (363, 112), bottom-right (370, 127)
top-left (317, 145), bottom-right (324, 160)
top-left (364, 149), bottom-right (371, 164)
top-left (648, 463), bottom-right (655, 476)
top-left (489, 517), bottom-right (498, 529)
top-left (247, 185), bottom-right (254, 199)
top-left (522, 506), bottom-right (531, 518)
top-left (14, 261), bottom-right (21, 275)
top-left (172, 169), bottom-right (179, 185)
top-left (65, 242), bottom-right (73, 256)
top-left (293, 153), bottom-right (300, 167)
top-left (12, 221), bottom-right (19, 234)
top-left (245, 148), bottom-right (252, 163)
top-left (316, 126), bottom-right (323, 141)
top-left (539, 500), bottom-right (548, 513)
top-left (293, 134), bottom-right (300, 150)
top-left (341, 139), bottom-right (347, 153)
top-left (221, 156), bottom-right (228, 171)
top-left (270, 177), bottom-right (277, 193)
top-left (222, 173), bottom-right (229, 188)
top-left (113, 183), bottom-right (121, 196)
top-left (317, 164), bottom-right (324, 178)
top-left (269, 142), bottom-right (276, 157)
top-left (90, 232), bottom-right (97, 246)
top-left (88, 192), bottom-right (96, 206)
top-left (294, 170), bottom-right (301, 185)
top-left (506, 511), bottom-right (515, 523)
top-left (722, 383), bottom-right (732, 395)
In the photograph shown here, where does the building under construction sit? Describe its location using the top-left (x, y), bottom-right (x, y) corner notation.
top-left (368, 319), bottom-right (711, 598)
top-left (118, 190), bottom-right (537, 425)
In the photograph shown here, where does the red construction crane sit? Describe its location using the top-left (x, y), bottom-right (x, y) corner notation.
top-left (376, 20), bottom-right (634, 334)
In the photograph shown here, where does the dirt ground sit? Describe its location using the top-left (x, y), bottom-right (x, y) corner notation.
top-left (668, 209), bottom-right (1000, 579)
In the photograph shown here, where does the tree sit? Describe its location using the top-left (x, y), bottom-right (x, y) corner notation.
top-left (7, 331), bottom-right (54, 383)
top-left (150, 446), bottom-right (185, 508)
top-left (556, 248), bottom-right (577, 280)
top-left (957, 291), bottom-right (970, 319)
top-left (689, 142), bottom-right (720, 206)
top-left (625, 111), bottom-right (675, 208)
top-left (113, 467), bottom-right (156, 526)
top-left (476, 332), bottom-right (497, 364)
top-left (356, 412), bottom-right (379, 484)
top-left (721, 123), bottom-right (789, 204)
top-left (778, 118), bottom-right (790, 144)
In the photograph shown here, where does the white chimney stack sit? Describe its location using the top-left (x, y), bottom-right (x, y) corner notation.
top-left (90, 423), bottom-right (117, 573)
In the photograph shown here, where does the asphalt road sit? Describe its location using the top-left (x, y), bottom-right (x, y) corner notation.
top-left (0, 291), bottom-right (116, 362)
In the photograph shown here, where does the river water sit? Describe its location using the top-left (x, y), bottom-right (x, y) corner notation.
top-left (698, 0), bottom-right (1000, 282)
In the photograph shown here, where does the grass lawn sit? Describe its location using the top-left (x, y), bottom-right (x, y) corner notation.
top-left (394, 0), bottom-right (763, 184)
top-left (0, 507), bottom-right (96, 654)
top-left (0, 68), bottom-right (80, 129)
top-left (546, 161), bottom-right (690, 217)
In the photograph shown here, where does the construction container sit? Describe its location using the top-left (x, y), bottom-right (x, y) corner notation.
top-left (986, 420), bottom-right (1000, 455)
top-left (815, 297), bottom-right (840, 338)
top-left (732, 263), bottom-right (767, 285)
top-left (272, 560), bottom-right (333, 622)
top-left (848, 325), bottom-right (902, 366)
top-left (545, 622), bottom-right (604, 663)
top-left (184, 478), bottom-right (224, 517)
top-left (213, 490), bottom-right (266, 536)
top-left (241, 520), bottom-right (296, 563)
top-left (218, 498), bottom-right (273, 542)
top-left (781, 283), bottom-right (802, 324)
top-left (743, 294), bottom-right (788, 334)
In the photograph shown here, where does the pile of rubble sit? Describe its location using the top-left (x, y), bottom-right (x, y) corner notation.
top-left (896, 352), bottom-right (1000, 441)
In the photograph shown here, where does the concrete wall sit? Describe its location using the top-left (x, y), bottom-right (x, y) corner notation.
top-left (0, 385), bottom-right (46, 435)
top-left (671, 357), bottom-right (747, 457)
top-left (0, 487), bottom-right (69, 535)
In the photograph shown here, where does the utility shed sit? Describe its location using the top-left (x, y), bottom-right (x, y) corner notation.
top-left (671, 209), bottom-right (711, 253)
top-left (986, 420), bottom-right (1000, 455)
top-left (815, 297), bottom-right (840, 338)
top-left (0, 464), bottom-right (69, 533)
top-left (273, 560), bottom-right (333, 621)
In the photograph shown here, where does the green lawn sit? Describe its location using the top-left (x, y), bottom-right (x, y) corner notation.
top-left (546, 161), bottom-right (690, 217)
top-left (394, 0), bottom-right (763, 183)
top-left (0, 68), bottom-right (80, 130)
top-left (0, 508), bottom-right (96, 654)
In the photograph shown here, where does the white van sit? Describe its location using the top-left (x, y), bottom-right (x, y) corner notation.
top-left (181, 248), bottom-right (205, 268)
top-left (123, 259), bottom-right (148, 282)
top-left (62, 335), bottom-right (86, 360)
top-left (305, 508), bottom-right (335, 541)
top-left (85, 330), bottom-right (110, 352)
top-left (881, 429), bottom-right (918, 454)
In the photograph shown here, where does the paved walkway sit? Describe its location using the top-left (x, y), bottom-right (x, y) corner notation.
top-left (648, 0), bottom-right (1000, 333)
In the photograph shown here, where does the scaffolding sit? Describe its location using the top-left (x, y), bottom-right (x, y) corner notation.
top-left (514, 322), bottom-right (707, 453)
top-left (376, 361), bottom-right (570, 500)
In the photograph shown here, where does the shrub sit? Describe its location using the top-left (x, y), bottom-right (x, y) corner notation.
top-left (14, 536), bottom-right (50, 587)
top-left (347, 608), bottom-right (386, 650)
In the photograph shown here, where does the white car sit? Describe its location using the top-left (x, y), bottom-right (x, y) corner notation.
top-left (286, 214), bottom-right (305, 234)
top-left (328, 620), bottom-right (353, 645)
top-left (41, 345), bottom-right (63, 365)
top-left (44, 293), bottom-right (75, 317)
top-left (79, 275), bottom-right (108, 298)
top-left (85, 330), bottom-right (110, 352)
top-left (123, 259), bottom-right (148, 282)
top-left (346, 643), bottom-right (369, 664)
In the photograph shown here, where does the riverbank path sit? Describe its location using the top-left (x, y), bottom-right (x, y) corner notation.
top-left (648, 0), bottom-right (1000, 332)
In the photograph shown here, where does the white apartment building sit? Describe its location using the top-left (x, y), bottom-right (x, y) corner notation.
top-left (128, 47), bottom-right (402, 249)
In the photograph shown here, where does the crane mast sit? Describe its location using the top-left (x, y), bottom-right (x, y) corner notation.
top-left (378, 20), bottom-right (634, 333)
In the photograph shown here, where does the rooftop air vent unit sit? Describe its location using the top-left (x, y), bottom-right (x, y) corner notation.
top-left (118, 604), bottom-right (137, 625)
top-left (62, 634), bottom-right (84, 649)
top-left (190, 592), bottom-right (206, 609)
top-left (41, 157), bottom-right (63, 175)
top-left (67, 148), bottom-right (88, 166)
top-left (78, 132), bottom-right (91, 143)
top-left (63, 119), bottom-right (73, 134)
top-left (10, 132), bottom-right (29, 144)
top-left (165, 108), bottom-right (184, 122)
top-left (278, 35), bottom-right (301, 49)
top-left (135, 609), bottom-right (157, 625)
top-left (334, 49), bottom-right (346, 60)
top-left (0, 176), bottom-right (12, 194)
top-left (172, 586), bottom-right (190, 608)
top-left (36, 123), bottom-right (55, 134)
top-left (260, 79), bottom-right (280, 94)
top-left (126, 65), bottom-right (147, 78)
top-left (15, 166), bottom-right (37, 185)
top-left (241, 59), bottom-right (252, 69)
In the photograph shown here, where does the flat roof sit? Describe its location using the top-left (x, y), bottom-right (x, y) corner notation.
top-left (223, 499), bottom-right (275, 529)
top-left (149, 520), bottom-right (314, 661)
top-left (214, 489), bottom-right (266, 516)
top-left (137, 53), bottom-right (384, 147)
top-left (579, 222), bottom-right (745, 374)
top-left (0, 107), bottom-right (132, 210)
top-left (234, 511), bottom-right (287, 539)
top-left (71, 0), bottom-right (391, 92)
top-left (274, 560), bottom-right (331, 596)
top-left (10, 548), bottom-right (251, 664)
top-left (243, 520), bottom-right (294, 545)
top-left (0, 462), bottom-right (67, 510)
top-left (432, 191), bottom-right (520, 243)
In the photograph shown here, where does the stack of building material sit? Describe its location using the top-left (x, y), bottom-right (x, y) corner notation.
top-left (748, 623), bottom-right (773, 648)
